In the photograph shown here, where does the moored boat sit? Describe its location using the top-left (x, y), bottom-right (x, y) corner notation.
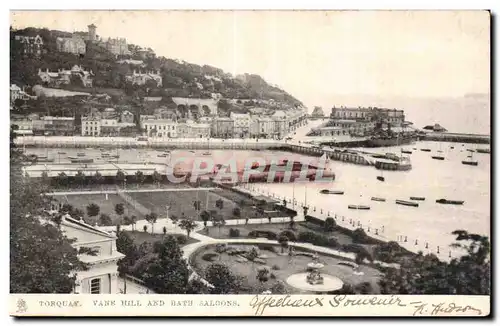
top-left (450, 146), bottom-right (454, 149)
top-left (377, 176), bottom-right (385, 182)
top-left (348, 205), bottom-right (371, 210)
top-left (409, 196), bottom-right (425, 201)
top-left (436, 198), bottom-right (464, 205)
top-left (431, 156), bottom-right (445, 160)
top-left (462, 160), bottom-right (478, 166)
top-left (420, 148), bottom-right (431, 152)
top-left (371, 197), bottom-right (386, 202)
top-left (466, 149), bottom-right (475, 152)
top-left (395, 199), bottom-right (419, 207)
top-left (476, 148), bottom-right (490, 154)
top-left (320, 190), bottom-right (344, 195)
top-left (401, 150), bottom-right (412, 154)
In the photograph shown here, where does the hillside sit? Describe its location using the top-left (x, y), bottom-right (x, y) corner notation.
top-left (10, 27), bottom-right (304, 110)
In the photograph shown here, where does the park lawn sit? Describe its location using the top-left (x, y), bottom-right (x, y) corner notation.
top-left (129, 189), bottom-right (258, 221)
top-left (190, 244), bottom-right (382, 294)
top-left (123, 230), bottom-right (199, 247)
top-left (54, 193), bottom-right (143, 225)
top-left (203, 222), bottom-right (355, 246)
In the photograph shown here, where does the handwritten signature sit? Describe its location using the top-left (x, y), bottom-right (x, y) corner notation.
top-left (410, 301), bottom-right (483, 316)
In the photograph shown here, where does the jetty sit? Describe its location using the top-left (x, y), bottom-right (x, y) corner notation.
top-left (421, 132), bottom-right (490, 144)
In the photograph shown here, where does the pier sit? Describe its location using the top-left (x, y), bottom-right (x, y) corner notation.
top-left (420, 132), bottom-right (490, 144)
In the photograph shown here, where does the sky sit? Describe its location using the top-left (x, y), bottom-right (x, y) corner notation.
top-left (10, 10), bottom-right (490, 108)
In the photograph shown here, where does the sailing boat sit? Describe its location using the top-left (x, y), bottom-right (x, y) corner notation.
top-left (462, 148), bottom-right (478, 166)
top-left (377, 168), bottom-right (385, 182)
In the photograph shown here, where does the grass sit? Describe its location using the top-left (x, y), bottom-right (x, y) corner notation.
top-left (203, 222), bottom-right (355, 246)
top-left (129, 189), bottom-right (263, 221)
top-left (53, 193), bottom-right (143, 225)
top-left (123, 230), bottom-right (199, 247)
top-left (190, 243), bottom-right (382, 294)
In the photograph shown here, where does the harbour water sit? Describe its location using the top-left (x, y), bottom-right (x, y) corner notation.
top-left (26, 140), bottom-right (490, 259)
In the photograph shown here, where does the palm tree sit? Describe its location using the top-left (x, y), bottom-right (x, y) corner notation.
top-left (74, 170), bottom-right (86, 189)
top-left (152, 170), bottom-right (162, 188)
top-left (116, 170), bottom-right (126, 188)
top-left (278, 234), bottom-right (289, 254)
top-left (135, 170), bottom-right (145, 188)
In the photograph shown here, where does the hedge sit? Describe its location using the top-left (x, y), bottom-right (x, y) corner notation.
top-left (248, 230), bottom-right (278, 240)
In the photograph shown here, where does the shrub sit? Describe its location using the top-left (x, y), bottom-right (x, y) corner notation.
top-left (270, 273), bottom-right (277, 280)
top-left (257, 244), bottom-right (277, 252)
top-left (324, 217), bottom-right (336, 232)
top-left (304, 215), bottom-right (325, 227)
top-left (202, 252), bottom-right (219, 262)
top-left (279, 230), bottom-right (297, 242)
top-left (327, 237), bottom-right (340, 249)
top-left (298, 231), bottom-right (318, 243)
top-left (229, 228), bottom-right (240, 238)
top-left (175, 234), bottom-right (188, 245)
top-left (248, 230), bottom-right (277, 240)
top-left (355, 282), bottom-right (373, 294)
top-left (271, 264), bottom-right (280, 270)
top-left (232, 207), bottom-right (241, 217)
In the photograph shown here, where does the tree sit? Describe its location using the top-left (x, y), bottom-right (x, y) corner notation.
top-left (179, 219), bottom-right (197, 238)
top-left (278, 234), bottom-right (289, 254)
top-left (143, 225), bottom-right (148, 233)
top-left (86, 203), bottom-right (100, 218)
top-left (130, 215), bottom-right (137, 231)
top-left (232, 207), bottom-right (241, 217)
top-left (152, 170), bottom-right (162, 187)
top-left (116, 231), bottom-right (135, 256)
top-left (41, 171), bottom-right (50, 185)
top-left (145, 212), bottom-right (158, 233)
top-left (163, 226), bottom-right (167, 237)
top-left (200, 210), bottom-right (210, 228)
top-left (99, 214), bottom-right (112, 226)
top-left (10, 149), bottom-right (87, 293)
top-left (115, 203), bottom-right (125, 216)
top-left (116, 170), bottom-right (126, 188)
top-left (93, 171), bottom-right (104, 189)
top-left (143, 236), bottom-right (190, 294)
top-left (256, 266), bottom-right (271, 291)
top-left (56, 172), bottom-right (68, 187)
top-left (355, 282), bottom-right (373, 294)
top-left (211, 214), bottom-right (226, 236)
top-left (134, 170), bottom-right (145, 187)
top-left (324, 217), bottom-right (336, 232)
top-left (74, 170), bottom-right (86, 189)
top-left (204, 263), bottom-right (242, 294)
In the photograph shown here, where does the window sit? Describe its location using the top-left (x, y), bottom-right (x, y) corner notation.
top-left (90, 278), bottom-right (101, 294)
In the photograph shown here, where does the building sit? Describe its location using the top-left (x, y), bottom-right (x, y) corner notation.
top-left (250, 117), bottom-right (274, 139)
top-left (81, 116), bottom-right (101, 136)
top-left (10, 117), bottom-right (33, 135)
top-left (142, 119), bottom-right (177, 138)
top-left (311, 106), bottom-right (325, 118)
top-left (14, 34), bottom-right (43, 56)
top-left (125, 70), bottom-right (162, 87)
top-left (32, 116), bottom-right (75, 136)
top-left (102, 108), bottom-right (117, 119)
top-left (230, 112), bottom-right (252, 138)
top-left (75, 24), bottom-right (130, 56)
top-left (330, 106), bottom-right (405, 126)
top-left (56, 35), bottom-right (86, 55)
top-left (187, 122), bottom-right (211, 138)
top-left (10, 84), bottom-right (36, 103)
top-left (211, 117), bottom-right (234, 138)
top-left (271, 111), bottom-right (288, 139)
top-left (120, 110), bottom-right (134, 124)
top-left (100, 119), bottom-right (120, 136)
top-left (38, 65), bottom-right (94, 88)
top-left (57, 214), bottom-right (124, 294)
top-left (134, 47), bottom-right (156, 60)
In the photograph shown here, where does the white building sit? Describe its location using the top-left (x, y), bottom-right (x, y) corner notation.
top-left (57, 214), bottom-right (125, 294)
top-left (142, 119), bottom-right (177, 138)
top-left (230, 112), bottom-right (252, 138)
top-left (38, 65), bottom-right (94, 88)
top-left (125, 70), bottom-right (162, 87)
top-left (10, 84), bottom-right (36, 103)
top-left (81, 116), bottom-right (101, 136)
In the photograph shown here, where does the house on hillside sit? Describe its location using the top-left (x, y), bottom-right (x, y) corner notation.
top-left (10, 84), bottom-right (37, 103)
top-left (56, 35), bottom-right (86, 55)
top-left (125, 70), bottom-right (162, 87)
top-left (171, 97), bottom-right (219, 118)
top-left (120, 110), bottom-right (135, 124)
top-left (14, 34), bottom-right (43, 56)
top-left (57, 214), bottom-right (125, 294)
top-left (38, 65), bottom-right (94, 88)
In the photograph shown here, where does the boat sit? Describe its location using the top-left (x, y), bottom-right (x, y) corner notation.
top-left (420, 148), bottom-right (431, 152)
top-left (431, 156), bottom-right (445, 160)
top-left (409, 196), bottom-right (425, 201)
top-left (401, 150), bottom-right (412, 154)
top-left (365, 134), bottom-right (414, 148)
top-left (371, 197), bottom-right (386, 202)
top-left (413, 147), bottom-right (417, 150)
top-left (69, 157), bottom-right (94, 164)
top-left (77, 152), bottom-right (85, 157)
top-left (348, 205), bottom-right (371, 210)
top-left (377, 176), bottom-right (385, 182)
top-left (462, 151), bottom-right (478, 166)
top-left (57, 151), bottom-right (66, 155)
top-left (476, 148), bottom-right (490, 154)
top-left (110, 155), bottom-right (120, 159)
top-left (437, 150), bottom-right (443, 153)
top-left (466, 149), bottom-right (475, 152)
top-left (395, 199), bottom-right (419, 207)
top-left (436, 199), bottom-right (464, 205)
top-left (320, 190), bottom-right (344, 195)
top-left (450, 146), bottom-right (455, 149)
